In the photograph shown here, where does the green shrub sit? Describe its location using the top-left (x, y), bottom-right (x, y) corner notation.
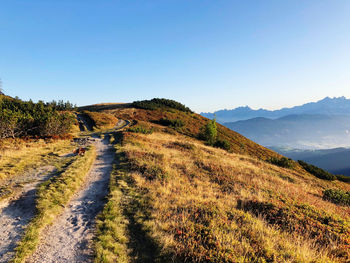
top-left (0, 97), bottom-right (74, 139)
top-left (159, 118), bottom-right (184, 128)
top-left (298, 160), bottom-right (336, 180)
top-left (127, 126), bottom-right (154, 134)
top-left (268, 157), bottom-right (294, 169)
top-left (214, 139), bottom-right (231, 151)
top-left (323, 189), bottom-right (350, 206)
top-left (132, 98), bottom-right (193, 113)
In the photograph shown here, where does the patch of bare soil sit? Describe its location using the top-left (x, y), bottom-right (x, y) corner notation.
top-left (28, 137), bottom-right (114, 263)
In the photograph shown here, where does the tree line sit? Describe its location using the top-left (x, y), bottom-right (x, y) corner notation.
top-left (132, 98), bottom-right (193, 113)
top-left (0, 96), bottom-right (75, 139)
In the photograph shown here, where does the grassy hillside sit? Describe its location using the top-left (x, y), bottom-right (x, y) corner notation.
top-left (96, 129), bottom-right (350, 262)
top-left (103, 106), bottom-right (280, 161)
top-left (92, 100), bottom-right (350, 262)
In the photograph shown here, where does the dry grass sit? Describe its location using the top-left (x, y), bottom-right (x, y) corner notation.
top-left (106, 131), bottom-right (350, 262)
top-left (0, 138), bottom-right (76, 181)
top-left (83, 111), bottom-right (118, 130)
top-left (13, 146), bottom-right (96, 263)
top-left (107, 107), bottom-right (281, 160)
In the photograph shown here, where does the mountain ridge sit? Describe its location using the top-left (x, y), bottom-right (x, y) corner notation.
top-left (201, 96), bottom-right (350, 123)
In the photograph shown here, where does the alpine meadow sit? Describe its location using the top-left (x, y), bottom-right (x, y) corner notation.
top-left (1, 1), bottom-right (350, 263)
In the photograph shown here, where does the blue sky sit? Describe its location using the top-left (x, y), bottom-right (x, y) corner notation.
top-left (1, 1), bottom-right (350, 112)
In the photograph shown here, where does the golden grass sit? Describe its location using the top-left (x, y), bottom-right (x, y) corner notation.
top-left (13, 146), bottom-right (96, 263)
top-left (84, 111), bottom-right (118, 130)
top-left (0, 139), bottom-right (75, 181)
top-left (109, 131), bottom-right (350, 262)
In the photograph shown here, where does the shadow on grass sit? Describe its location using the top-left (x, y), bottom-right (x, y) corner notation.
top-left (115, 152), bottom-right (169, 263)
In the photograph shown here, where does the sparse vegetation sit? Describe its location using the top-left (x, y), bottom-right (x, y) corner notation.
top-left (13, 146), bottom-right (96, 263)
top-left (132, 98), bottom-right (193, 113)
top-left (323, 189), bottom-right (350, 206)
top-left (298, 160), bottom-right (337, 180)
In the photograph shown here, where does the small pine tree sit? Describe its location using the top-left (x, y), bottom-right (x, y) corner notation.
top-left (203, 119), bottom-right (217, 145)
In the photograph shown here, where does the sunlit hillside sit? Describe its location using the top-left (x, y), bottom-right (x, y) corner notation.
top-left (1, 98), bottom-right (349, 262)
top-left (91, 100), bottom-right (350, 262)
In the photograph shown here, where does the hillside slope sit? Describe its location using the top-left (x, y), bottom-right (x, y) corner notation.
top-left (97, 126), bottom-right (350, 262)
top-left (89, 100), bottom-right (350, 262)
top-left (103, 106), bottom-right (281, 161)
top-left (1, 99), bottom-right (349, 262)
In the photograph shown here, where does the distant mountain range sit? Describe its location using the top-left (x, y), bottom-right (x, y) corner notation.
top-left (224, 114), bottom-right (350, 149)
top-left (201, 96), bottom-right (350, 123)
top-left (272, 147), bottom-right (350, 177)
top-left (201, 97), bottom-right (350, 149)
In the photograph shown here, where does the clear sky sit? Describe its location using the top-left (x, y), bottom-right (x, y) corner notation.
top-left (1, 1), bottom-right (350, 113)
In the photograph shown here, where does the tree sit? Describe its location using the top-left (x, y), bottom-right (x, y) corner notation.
top-left (202, 119), bottom-right (217, 145)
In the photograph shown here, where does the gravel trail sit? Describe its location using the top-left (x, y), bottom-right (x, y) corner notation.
top-left (0, 166), bottom-right (56, 263)
top-left (28, 137), bottom-right (114, 263)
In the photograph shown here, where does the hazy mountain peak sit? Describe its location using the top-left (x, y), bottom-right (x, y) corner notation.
top-left (201, 96), bottom-right (350, 123)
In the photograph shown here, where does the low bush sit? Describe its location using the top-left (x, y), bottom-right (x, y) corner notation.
top-left (323, 189), bottom-right (350, 206)
top-left (158, 118), bottom-right (184, 128)
top-left (127, 126), bottom-right (154, 134)
top-left (298, 160), bottom-right (336, 180)
top-left (214, 139), bottom-right (231, 151)
top-left (268, 157), bottom-right (294, 169)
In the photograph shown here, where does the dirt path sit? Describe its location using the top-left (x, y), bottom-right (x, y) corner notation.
top-left (76, 114), bottom-right (94, 132)
top-left (0, 166), bottom-right (56, 263)
top-left (28, 137), bottom-right (114, 263)
top-left (115, 119), bottom-right (130, 130)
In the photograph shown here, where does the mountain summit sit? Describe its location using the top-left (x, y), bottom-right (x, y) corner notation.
top-left (201, 96), bottom-right (350, 123)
